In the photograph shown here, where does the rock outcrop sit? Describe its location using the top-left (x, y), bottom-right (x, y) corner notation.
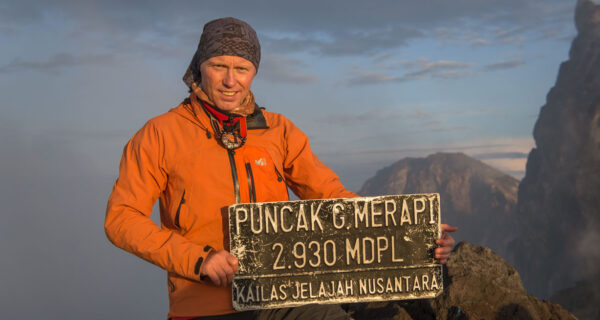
top-left (508, 0), bottom-right (600, 302)
top-left (359, 152), bottom-right (519, 258)
top-left (550, 271), bottom-right (600, 320)
top-left (344, 242), bottom-right (576, 320)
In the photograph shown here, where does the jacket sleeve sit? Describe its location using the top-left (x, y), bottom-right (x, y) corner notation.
top-left (281, 117), bottom-right (359, 199)
top-left (105, 121), bottom-right (211, 281)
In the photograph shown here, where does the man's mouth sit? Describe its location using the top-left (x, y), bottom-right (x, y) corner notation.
top-left (221, 91), bottom-right (236, 96)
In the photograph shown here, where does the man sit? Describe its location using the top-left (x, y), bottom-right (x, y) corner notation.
top-left (105, 17), bottom-right (456, 320)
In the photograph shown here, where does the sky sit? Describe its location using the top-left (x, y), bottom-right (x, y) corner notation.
top-left (0, 0), bottom-right (585, 318)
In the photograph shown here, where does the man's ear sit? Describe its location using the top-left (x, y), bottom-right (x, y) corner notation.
top-left (191, 82), bottom-right (202, 93)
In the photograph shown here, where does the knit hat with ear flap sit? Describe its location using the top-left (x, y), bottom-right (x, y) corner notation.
top-left (182, 17), bottom-right (261, 89)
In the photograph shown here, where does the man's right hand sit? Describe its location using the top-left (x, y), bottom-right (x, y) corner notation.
top-left (200, 250), bottom-right (239, 287)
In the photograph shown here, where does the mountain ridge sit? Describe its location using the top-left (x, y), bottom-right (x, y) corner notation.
top-left (359, 152), bottom-right (519, 258)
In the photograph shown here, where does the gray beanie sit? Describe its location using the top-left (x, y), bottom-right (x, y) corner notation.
top-left (183, 17), bottom-right (261, 89)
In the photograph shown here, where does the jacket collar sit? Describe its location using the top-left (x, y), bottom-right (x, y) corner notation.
top-left (171, 93), bottom-right (268, 131)
top-left (246, 104), bottom-right (268, 129)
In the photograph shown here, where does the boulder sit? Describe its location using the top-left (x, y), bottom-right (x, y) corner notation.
top-left (345, 242), bottom-right (576, 320)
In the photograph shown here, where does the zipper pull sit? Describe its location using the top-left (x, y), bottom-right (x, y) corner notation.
top-left (275, 167), bottom-right (284, 182)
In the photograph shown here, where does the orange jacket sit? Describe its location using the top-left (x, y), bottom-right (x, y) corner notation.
top-left (105, 93), bottom-right (357, 318)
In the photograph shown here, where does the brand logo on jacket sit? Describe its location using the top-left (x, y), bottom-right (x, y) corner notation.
top-left (255, 158), bottom-right (267, 166)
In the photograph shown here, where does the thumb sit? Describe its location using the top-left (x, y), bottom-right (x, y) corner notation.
top-left (227, 255), bottom-right (239, 274)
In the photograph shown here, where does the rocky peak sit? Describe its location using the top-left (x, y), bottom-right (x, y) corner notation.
top-left (509, 0), bottom-right (600, 303)
top-left (359, 152), bottom-right (519, 258)
top-left (576, 0), bottom-right (600, 32)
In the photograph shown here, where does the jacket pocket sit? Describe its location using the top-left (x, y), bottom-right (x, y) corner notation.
top-left (174, 189), bottom-right (186, 229)
top-left (237, 146), bottom-right (289, 203)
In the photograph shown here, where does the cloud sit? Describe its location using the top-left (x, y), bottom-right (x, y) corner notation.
top-left (429, 1), bottom-right (574, 47)
top-left (401, 57), bottom-right (473, 73)
top-left (396, 58), bottom-right (477, 81)
top-left (344, 58), bottom-right (476, 85)
top-left (538, 27), bottom-right (572, 41)
top-left (471, 150), bottom-right (530, 179)
top-left (432, 27), bottom-right (492, 47)
top-left (0, 1), bottom-right (44, 26)
top-left (0, 119), bottom-right (168, 318)
top-left (469, 38), bottom-right (491, 46)
top-left (577, 225), bottom-right (600, 278)
top-left (1, 1), bottom-right (575, 59)
top-left (442, 138), bottom-right (534, 179)
top-left (317, 108), bottom-right (434, 125)
top-left (472, 152), bottom-right (529, 160)
top-left (43, 128), bottom-right (133, 141)
top-left (318, 112), bottom-right (379, 125)
top-left (483, 58), bottom-right (525, 71)
top-left (319, 138), bottom-right (532, 157)
top-left (0, 52), bottom-right (114, 74)
top-left (0, 25), bottom-right (18, 35)
top-left (316, 136), bottom-right (534, 180)
top-left (318, 27), bottom-right (423, 56)
top-left (492, 26), bottom-right (527, 44)
top-left (427, 125), bottom-right (473, 133)
top-left (343, 70), bottom-right (402, 86)
top-left (318, 111), bottom-right (405, 125)
top-left (478, 158), bottom-right (527, 179)
top-left (455, 138), bottom-right (534, 155)
top-left (259, 55), bottom-right (318, 84)
top-left (263, 25), bottom-right (423, 56)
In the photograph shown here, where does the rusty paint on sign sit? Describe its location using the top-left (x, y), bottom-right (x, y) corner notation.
top-left (229, 193), bottom-right (442, 310)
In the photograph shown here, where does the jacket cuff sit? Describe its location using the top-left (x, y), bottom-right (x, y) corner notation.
top-left (194, 245), bottom-right (215, 281)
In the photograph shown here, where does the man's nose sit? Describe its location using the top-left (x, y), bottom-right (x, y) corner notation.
top-left (223, 69), bottom-right (236, 87)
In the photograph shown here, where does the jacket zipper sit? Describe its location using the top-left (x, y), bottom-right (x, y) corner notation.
top-left (227, 150), bottom-right (241, 203)
top-left (245, 163), bottom-right (257, 203)
top-left (174, 189), bottom-right (186, 229)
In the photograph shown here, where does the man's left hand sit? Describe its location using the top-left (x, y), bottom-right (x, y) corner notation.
top-left (435, 224), bottom-right (458, 264)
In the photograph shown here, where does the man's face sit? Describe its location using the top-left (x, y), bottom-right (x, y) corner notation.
top-left (199, 55), bottom-right (257, 112)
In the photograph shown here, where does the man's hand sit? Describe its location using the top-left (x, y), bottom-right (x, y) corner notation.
top-left (201, 250), bottom-right (239, 287)
top-left (435, 224), bottom-right (458, 264)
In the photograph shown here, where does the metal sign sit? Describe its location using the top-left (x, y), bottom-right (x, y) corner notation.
top-left (228, 194), bottom-right (442, 310)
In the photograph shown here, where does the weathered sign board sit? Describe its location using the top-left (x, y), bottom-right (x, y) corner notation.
top-left (228, 193), bottom-right (442, 310)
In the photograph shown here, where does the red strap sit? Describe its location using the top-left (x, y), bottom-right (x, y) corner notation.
top-left (201, 101), bottom-right (247, 139)
top-left (201, 101), bottom-right (229, 122)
